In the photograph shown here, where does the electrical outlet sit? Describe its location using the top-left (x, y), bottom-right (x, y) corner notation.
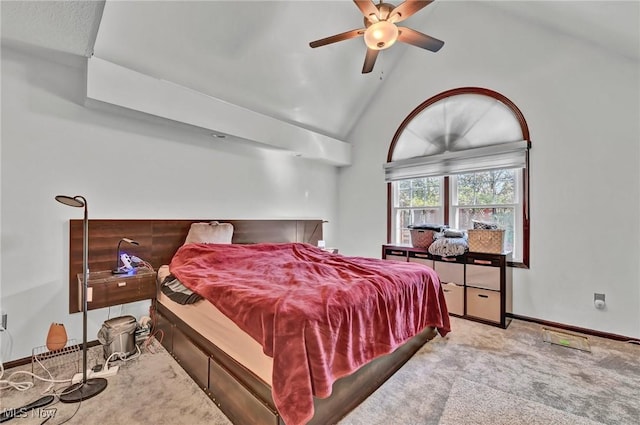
top-left (71, 365), bottom-right (119, 384)
top-left (1, 312), bottom-right (7, 331)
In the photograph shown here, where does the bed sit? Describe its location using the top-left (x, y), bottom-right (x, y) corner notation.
top-left (66, 219), bottom-right (450, 425)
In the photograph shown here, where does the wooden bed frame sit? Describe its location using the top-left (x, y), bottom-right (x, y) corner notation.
top-left (67, 219), bottom-right (438, 424)
top-left (67, 219), bottom-right (324, 313)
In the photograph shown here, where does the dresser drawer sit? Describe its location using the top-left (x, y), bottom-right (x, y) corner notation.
top-left (409, 252), bottom-right (433, 268)
top-left (81, 270), bottom-right (156, 311)
top-left (384, 248), bottom-right (408, 262)
top-left (466, 287), bottom-right (501, 323)
top-left (466, 264), bottom-right (501, 290)
top-left (441, 282), bottom-right (464, 316)
top-left (385, 255), bottom-right (407, 262)
top-left (467, 256), bottom-right (502, 267)
top-left (88, 279), bottom-right (153, 308)
top-left (434, 261), bottom-right (464, 284)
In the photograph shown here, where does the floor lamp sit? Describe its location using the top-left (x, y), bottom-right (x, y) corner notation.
top-left (55, 195), bottom-right (108, 403)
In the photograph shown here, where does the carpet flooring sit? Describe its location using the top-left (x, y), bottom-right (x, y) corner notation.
top-left (1, 316), bottom-right (638, 424)
top-left (438, 378), bottom-right (603, 425)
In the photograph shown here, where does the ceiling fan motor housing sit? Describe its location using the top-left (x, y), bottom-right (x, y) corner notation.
top-left (363, 2), bottom-right (397, 27)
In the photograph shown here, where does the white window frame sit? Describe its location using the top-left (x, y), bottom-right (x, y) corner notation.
top-left (450, 170), bottom-right (524, 262)
top-left (391, 177), bottom-right (444, 245)
top-left (386, 88), bottom-right (531, 268)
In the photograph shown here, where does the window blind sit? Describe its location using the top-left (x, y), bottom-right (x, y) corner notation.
top-left (384, 140), bottom-right (529, 182)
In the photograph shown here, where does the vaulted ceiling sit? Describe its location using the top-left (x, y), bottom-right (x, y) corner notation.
top-left (2, 1), bottom-right (638, 153)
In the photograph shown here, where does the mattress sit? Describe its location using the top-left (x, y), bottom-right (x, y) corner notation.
top-left (157, 266), bottom-right (273, 385)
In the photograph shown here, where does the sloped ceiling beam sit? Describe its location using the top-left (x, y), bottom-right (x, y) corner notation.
top-left (86, 57), bottom-right (351, 166)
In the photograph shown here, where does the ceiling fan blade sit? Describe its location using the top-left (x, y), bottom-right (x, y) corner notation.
top-left (390, 0), bottom-right (434, 23)
top-left (397, 27), bottom-right (444, 52)
top-left (353, 0), bottom-right (380, 22)
top-left (362, 48), bottom-right (379, 74)
top-left (309, 28), bottom-right (365, 48)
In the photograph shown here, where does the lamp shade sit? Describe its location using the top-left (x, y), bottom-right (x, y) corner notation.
top-left (364, 21), bottom-right (399, 50)
top-left (55, 195), bottom-right (85, 208)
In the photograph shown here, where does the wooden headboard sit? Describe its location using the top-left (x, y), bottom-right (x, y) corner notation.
top-left (67, 219), bottom-right (323, 313)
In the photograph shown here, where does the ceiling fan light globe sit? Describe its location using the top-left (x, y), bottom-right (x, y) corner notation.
top-left (364, 21), bottom-right (398, 50)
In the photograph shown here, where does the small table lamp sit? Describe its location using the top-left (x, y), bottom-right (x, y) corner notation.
top-left (55, 195), bottom-right (108, 403)
top-left (113, 238), bottom-right (140, 274)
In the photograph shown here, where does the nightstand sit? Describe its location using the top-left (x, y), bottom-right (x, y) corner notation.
top-left (76, 268), bottom-right (156, 312)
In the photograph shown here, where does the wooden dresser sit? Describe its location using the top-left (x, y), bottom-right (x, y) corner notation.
top-left (382, 245), bottom-right (512, 328)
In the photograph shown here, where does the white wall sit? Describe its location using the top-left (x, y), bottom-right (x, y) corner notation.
top-left (337, 2), bottom-right (640, 338)
top-left (2, 2), bottom-right (637, 365)
top-left (0, 46), bottom-right (339, 362)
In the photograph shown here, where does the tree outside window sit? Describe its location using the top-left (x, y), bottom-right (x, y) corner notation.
top-left (393, 177), bottom-right (443, 245)
top-left (392, 169), bottom-right (522, 260)
top-left (452, 169), bottom-right (521, 258)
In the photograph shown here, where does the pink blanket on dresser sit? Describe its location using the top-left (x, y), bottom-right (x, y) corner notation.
top-left (170, 243), bottom-right (450, 425)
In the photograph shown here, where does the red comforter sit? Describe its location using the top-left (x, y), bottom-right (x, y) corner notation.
top-left (170, 243), bottom-right (450, 425)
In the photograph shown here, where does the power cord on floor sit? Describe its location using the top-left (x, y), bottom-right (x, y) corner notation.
top-left (1, 348), bottom-right (86, 425)
top-left (1, 333), bottom-right (73, 394)
top-left (50, 385), bottom-right (82, 425)
top-left (39, 407), bottom-right (56, 425)
top-left (143, 301), bottom-right (164, 353)
top-left (0, 354), bottom-right (72, 392)
top-left (102, 344), bottom-right (141, 371)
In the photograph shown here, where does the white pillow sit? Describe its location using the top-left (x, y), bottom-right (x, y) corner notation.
top-left (184, 221), bottom-right (234, 245)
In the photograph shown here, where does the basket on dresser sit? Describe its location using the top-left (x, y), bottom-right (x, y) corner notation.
top-left (467, 229), bottom-right (505, 254)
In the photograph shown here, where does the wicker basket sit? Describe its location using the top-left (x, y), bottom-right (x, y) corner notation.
top-left (468, 229), bottom-right (505, 253)
top-left (409, 229), bottom-right (436, 249)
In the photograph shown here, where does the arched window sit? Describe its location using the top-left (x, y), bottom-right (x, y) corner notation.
top-left (385, 87), bottom-right (531, 267)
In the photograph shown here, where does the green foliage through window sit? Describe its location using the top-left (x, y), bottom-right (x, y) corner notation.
top-left (392, 169), bottom-right (522, 260)
top-left (456, 170), bottom-right (516, 205)
top-left (397, 177), bottom-right (441, 208)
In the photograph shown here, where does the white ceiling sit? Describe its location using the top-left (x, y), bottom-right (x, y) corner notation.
top-left (2, 0), bottom-right (639, 142)
top-left (1, 0), bottom-right (103, 57)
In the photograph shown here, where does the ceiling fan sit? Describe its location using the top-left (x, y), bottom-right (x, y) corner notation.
top-left (309, 0), bottom-right (444, 74)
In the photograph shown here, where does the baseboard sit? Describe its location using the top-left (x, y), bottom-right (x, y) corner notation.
top-left (1, 339), bottom-right (101, 370)
top-left (507, 313), bottom-right (639, 343)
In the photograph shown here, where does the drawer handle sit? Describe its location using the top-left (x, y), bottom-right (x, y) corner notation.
top-left (443, 289), bottom-right (451, 293)
top-left (477, 294), bottom-right (489, 299)
top-left (473, 259), bottom-right (492, 265)
top-left (414, 254), bottom-right (429, 258)
top-left (117, 282), bottom-right (127, 287)
top-left (389, 251), bottom-right (404, 255)
top-left (442, 257), bottom-right (458, 262)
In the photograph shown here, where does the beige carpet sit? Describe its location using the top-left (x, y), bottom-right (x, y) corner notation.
top-left (438, 377), bottom-right (603, 425)
top-left (2, 317), bottom-right (639, 424)
top-left (1, 341), bottom-right (231, 425)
